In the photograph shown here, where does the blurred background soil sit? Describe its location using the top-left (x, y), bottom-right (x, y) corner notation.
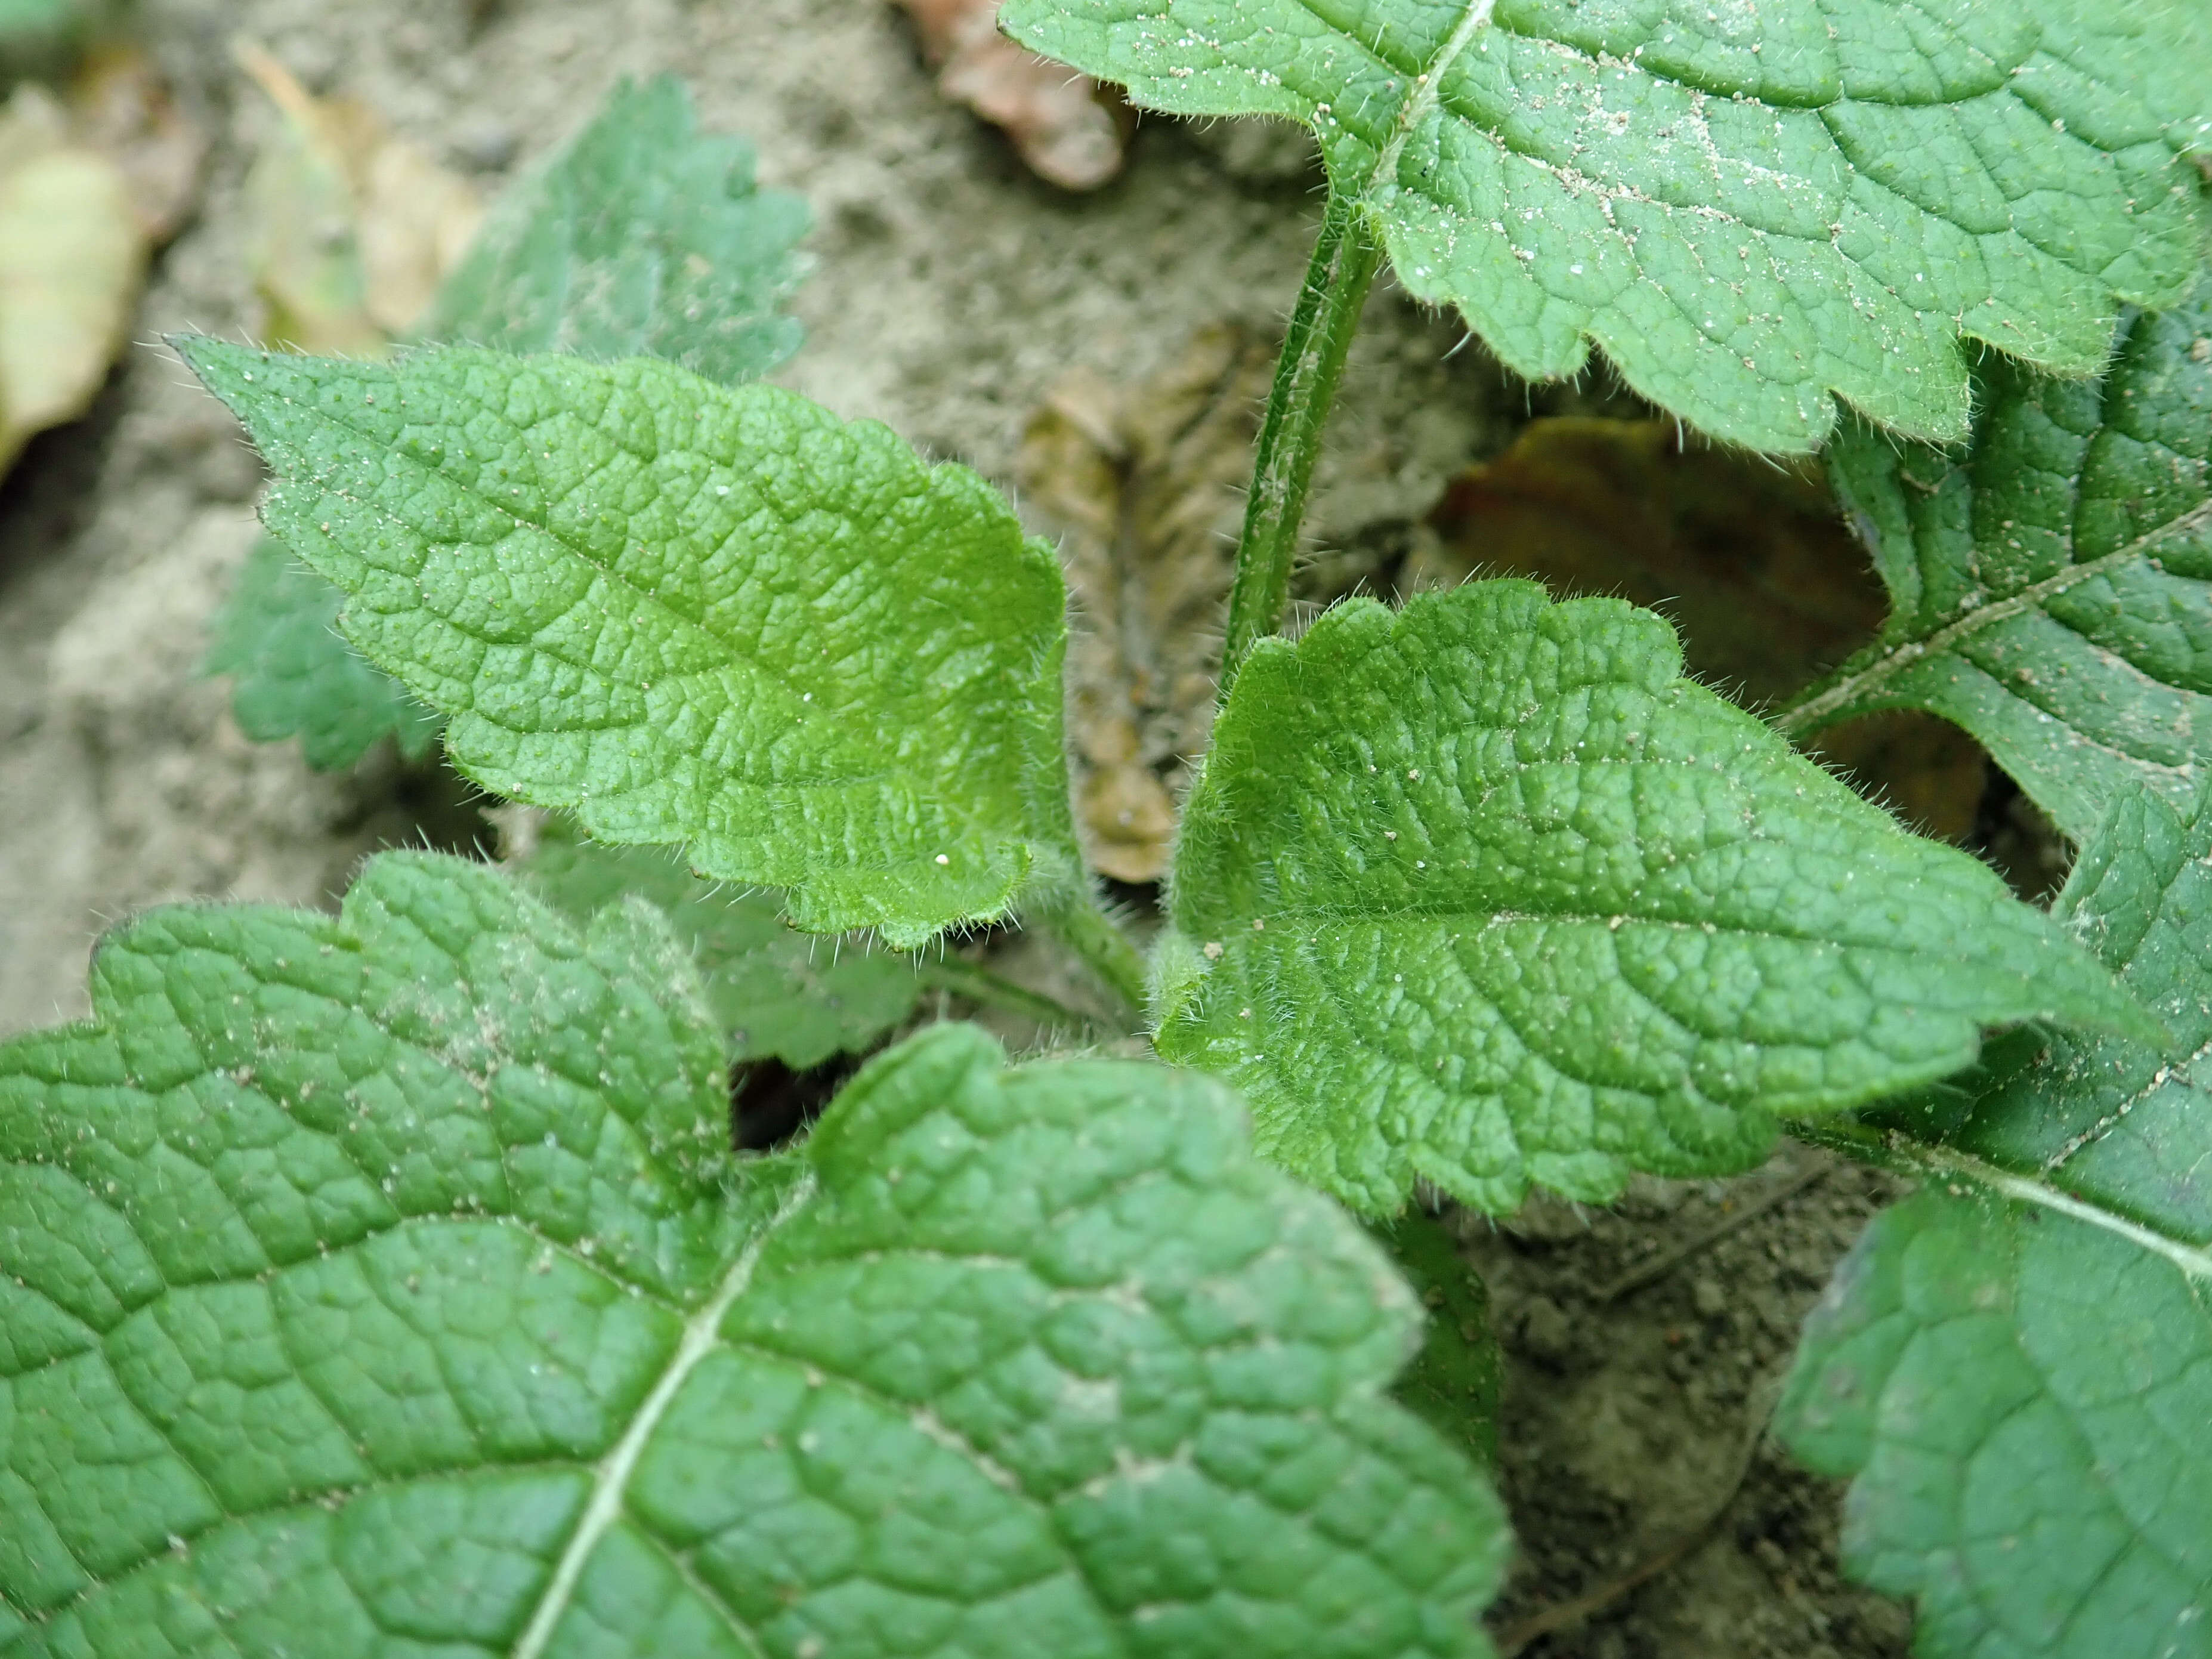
top-left (0, 2), bottom-right (1934, 1652)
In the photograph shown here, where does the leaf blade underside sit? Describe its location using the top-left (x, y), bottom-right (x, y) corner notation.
top-left (1156, 579), bottom-right (2149, 1216)
top-left (1000, 0), bottom-right (2212, 453)
top-left (180, 338), bottom-right (1075, 947)
top-left (0, 854), bottom-right (1510, 1658)
top-left (1780, 781), bottom-right (2212, 1659)
top-left (1785, 275), bottom-right (2212, 845)
top-left (518, 827), bottom-right (922, 1068)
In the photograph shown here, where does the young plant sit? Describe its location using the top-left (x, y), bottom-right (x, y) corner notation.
top-left (2, 8), bottom-right (2210, 1653)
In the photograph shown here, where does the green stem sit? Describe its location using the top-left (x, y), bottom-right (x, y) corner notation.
top-left (1221, 188), bottom-right (1385, 691)
top-left (1032, 887), bottom-right (1150, 1029)
top-left (917, 958), bottom-right (1105, 1035)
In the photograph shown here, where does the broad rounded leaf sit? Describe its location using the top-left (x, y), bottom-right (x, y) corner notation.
top-left (178, 338), bottom-right (1076, 947)
top-left (1781, 781), bottom-right (2212, 1659)
top-left (1156, 580), bottom-right (2149, 1215)
top-left (203, 533), bottom-right (439, 770)
top-left (1785, 274), bottom-right (2212, 844)
top-left (0, 854), bottom-right (1508, 1657)
top-left (420, 74), bottom-right (808, 382)
top-left (1000, 0), bottom-right (2212, 454)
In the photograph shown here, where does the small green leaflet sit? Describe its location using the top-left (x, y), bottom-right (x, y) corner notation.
top-left (202, 534), bottom-right (440, 770)
top-left (0, 852), bottom-right (1508, 1657)
top-left (1000, 0), bottom-right (2212, 455)
top-left (180, 339), bottom-right (1076, 947)
top-left (1783, 275), bottom-right (2212, 844)
top-left (519, 827), bottom-right (920, 1068)
top-left (1156, 580), bottom-right (2151, 1216)
top-left (1780, 782), bottom-right (2212, 1659)
top-left (420, 74), bottom-right (808, 385)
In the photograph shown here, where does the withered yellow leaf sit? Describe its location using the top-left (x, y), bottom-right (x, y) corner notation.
top-left (0, 85), bottom-right (144, 479)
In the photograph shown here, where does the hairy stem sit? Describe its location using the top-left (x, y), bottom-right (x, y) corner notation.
top-left (1221, 189), bottom-right (1384, 690)
top-left (1031, 887), bottom-right (1150, 1028)
top-left (918, 957), bottom-right (1109, 1035)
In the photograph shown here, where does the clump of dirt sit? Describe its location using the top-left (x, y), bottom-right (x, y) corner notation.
top-left (1469, 1151), bottom-right (1916, 1659)
top-left (0, 2), bottom-right (1926, 1652)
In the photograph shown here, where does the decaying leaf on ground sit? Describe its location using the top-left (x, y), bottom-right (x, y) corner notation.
top-left (1409, 417), bottom-right (1988, 842)
top-left (236, 41), bottom-right (480, 354)
top-left (890, 0), bottom-right (1124, 190)
top-left (1018, 323), bottom-right (1272, 881)
top-left (0, 82), bottom-right (142, 478)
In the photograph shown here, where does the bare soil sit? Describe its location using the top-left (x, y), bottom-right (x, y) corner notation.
top-left (0, 2), bottom-right (1921, 1652)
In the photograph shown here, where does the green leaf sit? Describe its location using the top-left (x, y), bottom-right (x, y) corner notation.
top-left (1371, 1211), bottom-right (1501, 1467)
top-left (1000, 0), bottom-right (2212, 455)
top-left (1155, 579), bottom-right (2151, 1216)
top-left (519, 825), bottom-right (922, 1068)
top-left (1780, 781), bottom-right (2212, 1659)
top-left (1782, 275), bottom-right (2212, 844)
top-left (419, 74), bottom-right (808, 384)
top-left (202, 533), bottom-right (440, 770)
top-left (177, 338), bottom-right (1076, 947)
top-left (0, 854), bottom-right (1509, 1656)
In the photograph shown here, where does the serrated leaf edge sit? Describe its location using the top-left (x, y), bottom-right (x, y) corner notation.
top-left (511, 1167), bottom-right (818, 1659)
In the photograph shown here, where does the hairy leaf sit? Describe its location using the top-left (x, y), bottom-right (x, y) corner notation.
top-left (519, 827), bottom-right (920, 1069)
top-left (208, 75), bottom-right (808, 774)
top-left (1781, 781), bottom-right (2212, 1659)
top-left (1000, 0), bottom-right (2212, 454)
top-left (179, 339), bottom-right (1076, 946)
top-left (1155, 580), bottom-right (2149, 1215)
top-left (0, 853), bottom-right (1509, 1656)
top-left (203, 534), bottom-right (439, 770)
top-left (420, 75), bottom-right (808, 383)
top-left (1784, 277), bottom-right (2212, 845)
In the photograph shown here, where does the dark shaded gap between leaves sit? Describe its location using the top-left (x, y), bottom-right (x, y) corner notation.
top-left (733, 1052), bottom-right (864, 1151)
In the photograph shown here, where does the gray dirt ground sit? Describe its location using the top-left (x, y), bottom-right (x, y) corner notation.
top-left (0, 2), bottom-right (1918, 1652)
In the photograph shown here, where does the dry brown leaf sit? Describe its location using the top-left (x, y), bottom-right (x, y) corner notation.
top-left (236, 42), bottom-right (481, 354)
top-left (66, 44), bottom-right (205, 242)
top-left (0, 84), bottom-right (144, 478)
top-left (892, 0), bottom-right (1125, 190)
top-left (1020, 324), bottom-right (1273, 882)
top-left (1411, 416), bottom-right (1988, 840)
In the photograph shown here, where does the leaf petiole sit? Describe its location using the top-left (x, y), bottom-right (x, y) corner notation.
top-left (1221, 187), bottom-right (1383, 690)
top-left (917, 955), bottom-right (1115, 1036)
top-left (1028, 884), bottom-right (1151, 1029)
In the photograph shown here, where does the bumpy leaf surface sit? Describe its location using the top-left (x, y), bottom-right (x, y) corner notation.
top-left (203, 534), bottom-right (439, 770)
top-left (1000, 0), bottom-right (2212, 454)
top-left (420, 75), bottom-right (808, 384)
top-left (0, 853), bottom-right (1507, 1657)
top-left (1781, 782), bottom-right (2212, 1659)
top-left (180, 339), bottom-right (1075, 946)
top-left (1785, 277), bottom-right (2212, 844)
top-left (208, 76), bottom-right (807, 776)
top-left (1156, 580), bottom-right (2148, 1215)
top-left (520, 828), bottom-right (920, 1068)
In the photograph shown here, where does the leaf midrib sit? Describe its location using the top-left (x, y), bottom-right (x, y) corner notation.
top-left (509, 1170), bottom-right (818, 1659)
top-left (1360, 0), bottom-right (1500, 198)
top-left (1877, 1136), bottom-right (2212, 1285)
top-left (1780, 496), bottom-right (2212, 734)
top-left (277, 376), bottom-right (898, 783)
